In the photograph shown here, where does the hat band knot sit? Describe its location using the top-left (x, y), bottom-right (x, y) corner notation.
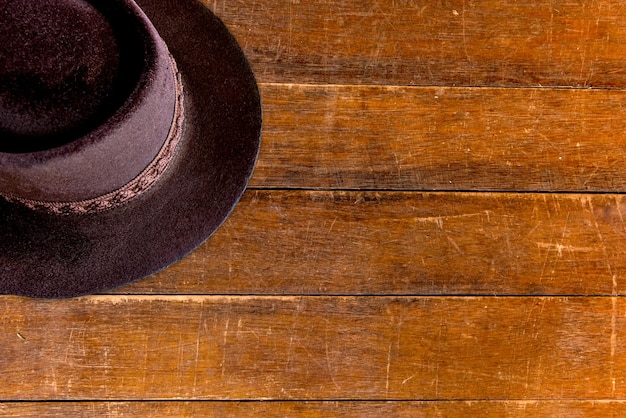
top-left (0, 54), bottom-right (185, 215)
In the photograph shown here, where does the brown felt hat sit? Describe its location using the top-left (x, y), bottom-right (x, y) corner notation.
top-left (0, 0), bottom-right (261, 297)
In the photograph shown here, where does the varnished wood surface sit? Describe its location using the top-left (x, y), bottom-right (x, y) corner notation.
top-left (215, 0), bottom-right (626, 87)
top-left (125, 191), bottom-right (626, 296)
top-left (3, 401), bottom-right (626, 417)
top-left (5, 0), bottom-right (626, 415)
top-left (254, 84), bottom-right (626, 191)
top-left (3, 296), bottom-right (624, 399)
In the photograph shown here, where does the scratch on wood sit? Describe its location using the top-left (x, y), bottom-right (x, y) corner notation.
top-left (580, 195), bottom-right (593, 211)
top-left (64, 329), bottom-right (75, 364)
top-left (610, 297), bottom-right (618, 395)
top-left (611, 297), bottom-right (617, 356)
top-left (48, 366), bottom-right (58, 394)
top-left (433, 318), bottom-right (445, 397)
top-left (288, 0), bottom-right (293, 57)
top-left (414, 210), bottom-right (493, 229)
top-left (548, 5), bottom-right (554, 44)
top-left (324, 322), bottom-right (341, 391)
top-left (141, 333), bottom-right (149, 393)
top-left (326, 217), bottom-right (338, 236)
top-left (402, 374), bottom-right (416, 385)
top-left (386, 342), bottom-right (392, 396)
top-left (221, 318), bottom-right (230, 378)
top-left (192, 301), bottom-right (204, 396)
top-left (393, 152), bottom-right (402, 182)
top-left (285, 332), bottom-right (296, 372)
top-left (285, 300), bottom-right (303, 371)
top-left (460, 0), bottom-right (469, 62)
top-left (446, 235), bottom-right (463, 254)
top-left (536, 242), bottom-right (594, 256)
top-left (583, 197), bottom-right (615, 279)
top-left (615, 196), bottom-right (626, 233)
top-left (524, 358), bottom-right (531, 390)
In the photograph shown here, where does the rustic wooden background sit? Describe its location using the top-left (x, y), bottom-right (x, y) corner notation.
top-left (4, 0), bottom-right (626, 415)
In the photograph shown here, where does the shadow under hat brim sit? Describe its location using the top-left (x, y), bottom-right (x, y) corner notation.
top-left (0, 0), bottom-right (262, 298)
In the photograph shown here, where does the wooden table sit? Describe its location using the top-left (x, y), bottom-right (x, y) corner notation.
top-left (4, 0), bottom-right (626, 415)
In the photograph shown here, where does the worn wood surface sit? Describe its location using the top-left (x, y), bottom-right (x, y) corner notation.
top-left (5, 0), bottom-right (626, 415)
top-left (123, 190), bottom-right (626, 296)
top-left (253, 84), bottom-right (626, 191)
top-left (3, 401), bottom-right (626, 417)
top-left (0, 401), bottom-right (626, 418)
top-left (1, 296), bottom-right (624, 399)
top-left (212, 0), bottom-right (626, 87)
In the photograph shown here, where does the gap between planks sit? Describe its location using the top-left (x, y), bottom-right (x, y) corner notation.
top-left (259, 82), bottom-right (626, 91)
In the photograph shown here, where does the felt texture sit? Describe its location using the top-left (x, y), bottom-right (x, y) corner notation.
top-left (0, 0), bottom-right (178, 202)
top-left (0, 0), bottom-right (146, 152)
top-left (0, 0), bottom-right (262, 298)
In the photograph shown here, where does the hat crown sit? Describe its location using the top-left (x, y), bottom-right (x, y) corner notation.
top-left (0, 0), bottom-right (145, 152)
top-left (0, 0), bottom-right (180, 204)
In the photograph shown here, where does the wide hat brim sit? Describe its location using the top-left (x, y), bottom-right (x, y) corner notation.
top-left (0, 0), bottom-right (262, 298)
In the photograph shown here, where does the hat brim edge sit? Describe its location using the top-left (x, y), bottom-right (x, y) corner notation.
top-left (0, 0), bottom-right (262, 298)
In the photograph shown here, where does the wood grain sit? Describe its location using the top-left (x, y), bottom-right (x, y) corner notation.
top-left (7, 0), bottom-right (626, 412)
top-left (208, 0), bottom-right (626, 87)
top-left (121, 190), bottom-right (626, 296)
top-left (253, 84), bottom-right (626, 191)
top-left (1, 296), bottom-right (623, 400)
top-left (2, 400), bottom-right (626, 417)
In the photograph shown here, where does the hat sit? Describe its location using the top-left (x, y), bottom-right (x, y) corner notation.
top-left (0, 0), bottom-right (262, 298)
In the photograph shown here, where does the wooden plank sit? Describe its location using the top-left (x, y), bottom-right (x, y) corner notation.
top-left (3, 400), bottom-right (626, 417)
top-left (207, 0), bottom-right (626, 87)
top-left (0, 296), bottom-right (623, 400)
top-left (122, 190), bottom-right (626, 296)
top-left (252, 84), bottom-right (626, 191)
